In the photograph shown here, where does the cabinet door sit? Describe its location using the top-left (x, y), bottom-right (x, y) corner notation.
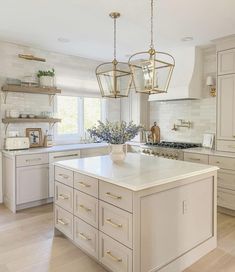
top-left (218, 49), bottom-right (235, 75)
top-left (16, 164), bottom-right (49, 204)
top-left (217, 74), bottom-right (235, 140)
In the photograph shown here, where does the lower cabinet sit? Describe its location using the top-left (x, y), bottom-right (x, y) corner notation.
top-left (16, 164), bottom-right (49, 205)
top-left (55, 205), bottom-right (73, 239)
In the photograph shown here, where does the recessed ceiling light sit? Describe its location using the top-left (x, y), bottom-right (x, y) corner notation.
top-left (181, 36), bottom-right (194, 42)
top-left (58, 37), bottom-right (70, 43)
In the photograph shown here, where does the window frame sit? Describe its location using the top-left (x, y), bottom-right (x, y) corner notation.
top-left (53, 94), bottom-right (106, 144)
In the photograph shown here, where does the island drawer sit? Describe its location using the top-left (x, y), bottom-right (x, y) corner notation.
top-left (74, 217), bottom-right (98, 260)
top-left (99, 232), bottom-right (132, 272)
top-left (55, 181), bottom-right (73, 213)
top-left (209, 155), bottom-right (235, 171)
top-left (218, 188), bottom-right (235, 210)
top-left (54, 205), bottom-right (73, 239)
top-left (55, 166), bottom-right (73, 187)
top-left (184, 153), bottom-right (209, 164)
top-left (74, 189), bottom-right (98, 228)
top-left (99, 181), bottom-right (133, 213)
top-left (16, 153), bottom-right (48, 167)
top-left (74, 172), bottom-right (98, 198)
top-left (218, 169), bottom-right (235, 191)
top-left (99, 200), bottom-right (132, 249)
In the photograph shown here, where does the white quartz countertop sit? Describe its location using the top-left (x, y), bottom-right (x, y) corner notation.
top-left (55, 153), bottom-right (218, 191)
top-left (2, 143), bottom-right (108, 156)
top-left (183, 147), bottom-right (235, 158)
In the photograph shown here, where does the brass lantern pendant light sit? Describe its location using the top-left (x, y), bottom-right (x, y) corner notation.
top-left (96, 12), bottom-right (132, 98)
top-left (128, 0), bottom-right (175, 95)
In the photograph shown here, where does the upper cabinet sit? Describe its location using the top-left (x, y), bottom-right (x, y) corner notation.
top-left (218, 49), bottom-right (235, 76)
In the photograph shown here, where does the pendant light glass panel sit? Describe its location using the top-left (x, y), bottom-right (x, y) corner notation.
top-left (96, 61), bottom-right (133, 98)
top-left (129, 50), bottom-right (175, 94)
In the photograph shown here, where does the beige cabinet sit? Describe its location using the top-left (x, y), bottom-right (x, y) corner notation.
top-left (217, 74), bottom-right (235, 145)
top-left (218, 49), bottom-right (235, 75)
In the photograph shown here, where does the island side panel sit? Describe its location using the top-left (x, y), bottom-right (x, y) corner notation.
top-left (133, 170), bottom-right (217, 272)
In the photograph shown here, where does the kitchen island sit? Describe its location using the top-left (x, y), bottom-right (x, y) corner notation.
top-left (54, 153), bottom-right (218, 272)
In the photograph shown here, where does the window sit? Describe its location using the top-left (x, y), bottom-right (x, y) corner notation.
top-left (55, 95), bottom-right (104, 143)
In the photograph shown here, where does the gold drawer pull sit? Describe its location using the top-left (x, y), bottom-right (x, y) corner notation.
top-left (58, 219), bottom-right (68, 225)
top-left (79, 182), bottom-right (91, 188)
top-left (106, 251), bottom-right (122, 262)
top-left (26, 158), bottom-right (41, 162)
top-left (79, 204), bottom-right (91, 212)
top-left (106, 192), bottom-right (122, 200)
top-left (106, 218), bottom-right (122, 228)
top-left (216, 161), bottom-right (220, 164)
top-left (59, 174), bottom-right (69, 179)
top-left (78, 232), bottom-right (91, 241)
top-left (189, 158), bottom-right (200, 161)
top-left (58, 194), bottom-right (69, 200)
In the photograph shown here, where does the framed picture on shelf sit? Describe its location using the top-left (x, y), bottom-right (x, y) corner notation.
top-left (26, 128), bottom-right (43, 148)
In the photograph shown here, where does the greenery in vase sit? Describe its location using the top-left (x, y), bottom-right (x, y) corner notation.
top-left (37, 68), bottom-right (55, 78)
top-left (87, 120), bottom-right (142, 144)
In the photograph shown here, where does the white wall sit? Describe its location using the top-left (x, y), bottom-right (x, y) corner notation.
top-left (149, 45), bottom-right (216, 143)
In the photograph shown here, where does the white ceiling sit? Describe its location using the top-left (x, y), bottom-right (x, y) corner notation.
top-left (0, 0), bottom-right (235, 61)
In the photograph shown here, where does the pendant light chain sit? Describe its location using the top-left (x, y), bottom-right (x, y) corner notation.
top-left (150, 0), bottom-right (154, 49)
top-left (114, 16), bottom-right (117, 60)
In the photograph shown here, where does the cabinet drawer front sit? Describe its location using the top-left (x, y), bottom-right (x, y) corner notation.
top-left (99, 201), bottom-right (132, 249)
top-left (74, 190), bottom-right (98, 228)
top-left (55, 166), bottom-right (73, 187)
top-left (55, 182), bottom-right (73, 213)
top-left (209, 155), bottom-right (235, 170)
top-left (218, 188), bottom-right (235, 210)
top-left (184, 153), bottom-right (208, 164)
top-left (74, 217), bottom-right (98, 259)
top-left (218, 49), bottom-right (235, 75)
top-left (16, 153), bottom-right (48, 167)
top-left (217, 140), bottom-right (235, 153)
top-left (54, 205), bottom-right (73, 239)
top-left (99, 232), bottom-right (132, 272)
top-left (74, 172), bottom-right (98, 198)
top-left (218, 170), bottom-right (235, 190)
top-left (99, 181), bottom-right (133, 213)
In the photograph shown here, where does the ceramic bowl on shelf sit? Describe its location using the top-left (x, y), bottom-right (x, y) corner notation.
top-left (9, 110), bottom-right (20, 118)
top-left (20, 113), bottom-right (27, 118)
top-left (28, 114), bottom-right (35, 118)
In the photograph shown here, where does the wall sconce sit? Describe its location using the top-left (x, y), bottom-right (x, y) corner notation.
top-left (206, 76), bottom-right (216, 97)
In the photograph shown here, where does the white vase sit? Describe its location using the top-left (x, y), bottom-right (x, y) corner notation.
top-left (39, 76), bottom-right (55, 87)
top-left (110, 144), bottom-right (126, 162)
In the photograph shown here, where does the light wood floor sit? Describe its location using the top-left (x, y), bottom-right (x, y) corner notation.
top-left (0, 205), bottom-right (235, 272)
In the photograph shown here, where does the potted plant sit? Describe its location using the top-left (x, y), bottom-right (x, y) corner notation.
top-left (37, 68), bottom-right (55, 87)
top-left (88, 120), bottom-right (142, 162)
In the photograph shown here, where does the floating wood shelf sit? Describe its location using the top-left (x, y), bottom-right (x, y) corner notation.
top-left (2, 84), bottom-right (61, 95)
top-left (2, 118), bottom-right (61, 124)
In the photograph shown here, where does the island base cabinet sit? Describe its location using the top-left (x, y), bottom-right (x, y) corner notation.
top-left (16, 164), bottom-right (49, 205)
top-left (74, 217), bottom-right (99, 260)
top-left (99, 232), bottom-right (132, 272)
top-left (139, 177), bottom-right (213, 272)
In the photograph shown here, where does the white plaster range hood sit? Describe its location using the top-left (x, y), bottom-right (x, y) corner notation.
top-left (149, 46), bottom-right (202, 101)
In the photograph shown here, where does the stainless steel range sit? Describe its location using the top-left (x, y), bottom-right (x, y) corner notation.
top-left (140, 141), bottom-right (200, 160)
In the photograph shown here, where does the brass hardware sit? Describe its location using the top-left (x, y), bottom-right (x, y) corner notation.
top-left (58, 219), bottom-right (68, 225)
top-left (106, 251), bottom-right (122, 262)
top-left (18, 54), bottom-right (46, 62)
top-left (78, 232), bottom-right (91, 241)
top-left (105, 218), bottom-right (122, 228)
top-left (216, 161), bottom-right (220, 164)
top-left (210, 87), bottom-right (216, 97)
top-left (189, 158), bottom-right (200, 161)
top-left (106, 192), bottom-right (122, 200)
top-left (79, 204), bottom-right (91, 212)
top-left (95, 12), bottom-right (132, 98)
top-left (59, 174), bottom-right (69, 179)
top-left (172, 120), bottom-right (191, 131)
top-left (26, 158), bottom-right (41, 162)
top-left (58, 194), bottom-right (69, 200)
top-left (79, 182), bottom-right (91, 188)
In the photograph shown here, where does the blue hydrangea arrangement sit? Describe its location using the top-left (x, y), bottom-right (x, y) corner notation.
top-left (87, 120), bottom-right (142, 144)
